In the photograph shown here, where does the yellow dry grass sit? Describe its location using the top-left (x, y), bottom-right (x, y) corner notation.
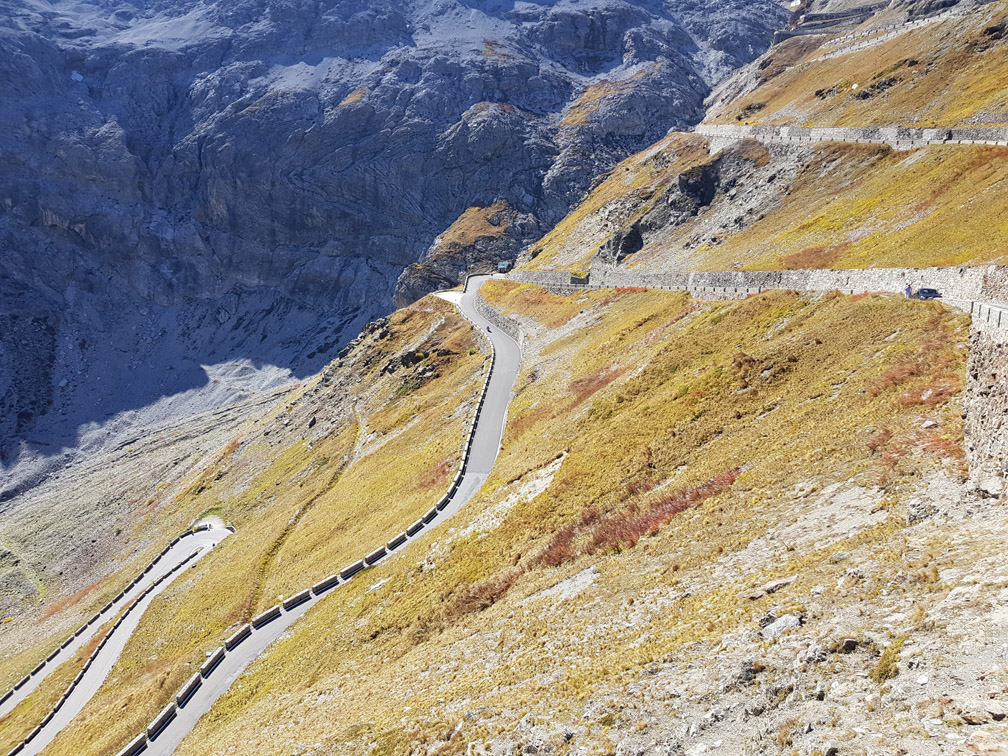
top-left (16, 297), bottom-right (486, 756)
top-left (708, 5), bottom-right (1008, 127)
top-left (437, 201), bottom-right (510, 249)
top-left (561, 67), bottom-right (657, 128)
top-left (561, 81), bottom-right (621, 127)
top-left (339, 85), bottom-right (366, 107)
top-left (656, 142), bottom-right (1008, 271)
top-left (139, 282), bottom-right (969, 756)
top-left (522, 132), bottom-right (1008, 274)
top-left (523, 133), bottom-right (713, 273)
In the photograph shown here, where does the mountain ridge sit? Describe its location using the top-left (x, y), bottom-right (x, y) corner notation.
top-left (0, 0), bottom-right (787, 496)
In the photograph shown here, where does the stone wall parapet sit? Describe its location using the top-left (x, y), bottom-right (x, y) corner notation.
top-left (510, 263), bottom-right (1008, 334)
top-left (473, 290), bottom-right (527, 354)
top-left (694, 123), bottom-right (1008, 152)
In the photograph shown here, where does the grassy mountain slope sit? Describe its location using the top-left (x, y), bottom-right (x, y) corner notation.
top-left (522, 3), bottom-right (1008, 275)
top-left (526, 134), bottom-right (1008, 274)
top-left (706, 5), bottom-right (1008, 127)
top-left (0, 296), bottom-right (485, 754)
top-left (139, 282), bottom-right (997, 756)
top-left (3, 4), bottom-right (1006, 755)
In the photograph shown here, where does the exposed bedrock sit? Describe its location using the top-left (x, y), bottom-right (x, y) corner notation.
top-left (0, 0), bottom-right (787, 493)
top-left (964, 329), bottom-right (1008, 498)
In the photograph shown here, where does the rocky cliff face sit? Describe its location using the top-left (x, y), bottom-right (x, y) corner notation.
top-left (0, 0), bottom-right (787, 496)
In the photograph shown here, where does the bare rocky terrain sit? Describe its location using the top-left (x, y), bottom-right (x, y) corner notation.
top-left (401, 462), bottom-right (1008, 756)
top-left (0, 0), bottom-right (787, 521)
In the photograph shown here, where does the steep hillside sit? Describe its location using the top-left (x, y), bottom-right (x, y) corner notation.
top-left (706, 3), bottom-right (1008, 127)
top-left (0, 0), bottom-right (787, 502)
top-left (518, 1), bottom-right (1008, 275)
top-left (58, 281), bottom-right (997, 756)
top-left (525, 134), bottom-right (1008, 273)
top-left (0, 295), bottom-right (485, 753)
top-left (5, 1), bottom-right (1008, 754)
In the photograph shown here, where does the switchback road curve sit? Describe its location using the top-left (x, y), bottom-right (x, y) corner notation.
top-left (4, 525), bottom-right (231, 756)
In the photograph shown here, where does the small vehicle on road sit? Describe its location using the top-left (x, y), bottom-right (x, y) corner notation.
top-left (915, 287), bottom-right (942, 300)
top-left (487, 325), bottom-right (491, 333)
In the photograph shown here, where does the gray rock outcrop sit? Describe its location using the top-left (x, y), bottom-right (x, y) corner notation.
top-left (0, 0), bottom-right (788, 495)
top-left (964, 329), bottom-right (1008, 497)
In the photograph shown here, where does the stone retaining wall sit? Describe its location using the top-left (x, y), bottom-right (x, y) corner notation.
top-left (509, 263), bottom-right (1008, 495)
top-left (774, 26), bottom-right (856, 42)
top-left (800, 1), bottom-right (888, 23)
top-left (587, 263), bottom-right (1008, 322)
top-left (816, 11), bottom-right (950, 59)
top-left (474, 290), bottom-right (527, 353)
top-left (509, 269), bottom-right (584, 295)
top-left (508, 264), bottom-right (1008, 328)
top-left (695, 123), bottom-right (1008, 152)
top-left (964, 330), bottom-right (1008, 496)
top-left (777, 2), bottom-right (990, 58)
top-left (817, 6), bottom-right (958, 49)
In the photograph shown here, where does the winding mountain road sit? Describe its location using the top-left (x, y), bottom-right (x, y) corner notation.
top-left (8, 277), bottom-right (520, 756)
top-left (135, 276), bottom-right (520, 756)
top-left (5, 525), bottom-right (231, 756)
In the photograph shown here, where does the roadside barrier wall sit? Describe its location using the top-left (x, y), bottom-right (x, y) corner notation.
top-left (775, 2), bottom-right (991, 57)
top-left (815, 2), bottom-right (999, 58)
top-left (695, 123), bottom-right (1008, 152)
top-left (547, 263), bottom-right (1008, 334)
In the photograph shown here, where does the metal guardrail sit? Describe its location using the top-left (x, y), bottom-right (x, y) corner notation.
top-left (5, 538), bottom-right (210, 756)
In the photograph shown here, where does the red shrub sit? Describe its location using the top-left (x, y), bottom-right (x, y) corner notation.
top-left (534, 525), bottom-right (576, 567)
top-left (866, 428), bottom-right (893, 452)
top-left (444, 568), bottom-right (522, 621)
top-left (625, 476), bottom-right (655, 497)
top-left (540, 469), bottom-right (741, 560)
top-left (568, 366), bottom-right (626, 407)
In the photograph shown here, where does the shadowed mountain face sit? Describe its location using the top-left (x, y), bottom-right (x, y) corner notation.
top-left (0, 0), bottom-right (787, 496)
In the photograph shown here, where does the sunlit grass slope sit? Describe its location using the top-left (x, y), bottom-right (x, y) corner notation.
top-left (525, 133), bottom-right (713, 274)
top-left (166, 282), bottom-right (967, 756)
top-left (523, 5), bottom-right (1008, 276)
top-left (641, 141), bottom-right (1008, 273)
top-left (523, 134), bottom-right (1008, 274)
top-left (707, 4), bottom-right (1008, 128)
top-left (0, 296), bottom-right (484, 755)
